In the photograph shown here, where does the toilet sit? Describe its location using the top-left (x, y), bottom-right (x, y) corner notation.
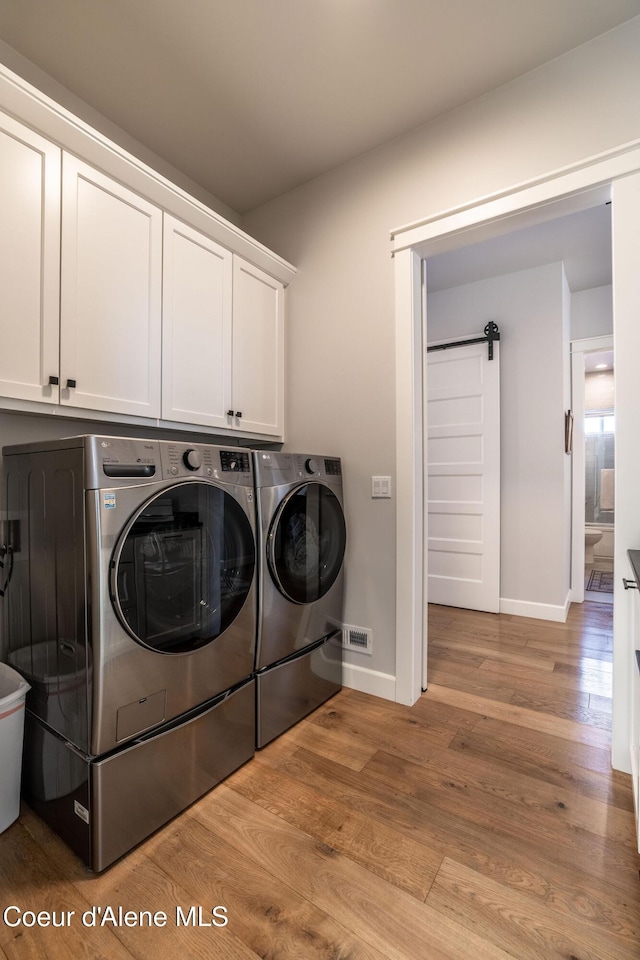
top-left (585, 527), bottom-right (603, 564)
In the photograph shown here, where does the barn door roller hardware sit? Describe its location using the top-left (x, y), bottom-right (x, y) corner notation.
top-left (427, 321), bottom-right (501, 361)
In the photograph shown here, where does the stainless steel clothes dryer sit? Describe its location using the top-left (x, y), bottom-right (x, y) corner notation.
top-left (2, 435), bottom-right (257, 870)
top-left (253, 451), bottom-right (345, 747)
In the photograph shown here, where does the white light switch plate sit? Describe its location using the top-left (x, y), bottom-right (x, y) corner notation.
top-left (372, 476), bottom-right (391, 498)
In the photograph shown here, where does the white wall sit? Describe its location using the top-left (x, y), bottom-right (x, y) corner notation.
top-left (243, 19), bottom-right (640, 694)
top-left (428, 263), bottom-right (571, 615)
top-left (571, 285), bottom-right (613, 340)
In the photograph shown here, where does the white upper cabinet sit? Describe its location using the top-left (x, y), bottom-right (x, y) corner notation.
top-left (163, 220), bottom-right (285, 439)
top-left (0, 113), bottom-right (61, 403)
top-left (231, 257), bottom-right (284, 438)
top-left (162, 216), bottom-right (233, 429)
top-left (60, 155), bottom-right (162, 417)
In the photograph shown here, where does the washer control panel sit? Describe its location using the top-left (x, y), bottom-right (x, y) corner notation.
top-left (220, 451), bottom-right (251, 473)
top-left (160, 442), bottom-right (253, 485)
top-left (72, 436), bottom-right (255, 490)
top-left (162, 442), bottom-right (216, 478)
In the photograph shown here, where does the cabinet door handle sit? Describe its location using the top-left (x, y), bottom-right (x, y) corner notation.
top-left (226, 409), bottom-right (235, 417)
top-left (48, 375), bottom-right (59, 385)
top-left (66, 379), bottom-right (77, 389)
top-left (235, 411), bottom-right (243, 419)
top-left (623, 578), bottom-right (638, 590)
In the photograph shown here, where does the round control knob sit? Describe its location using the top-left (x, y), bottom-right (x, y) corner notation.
top-left (183, 449), bottom-right (202, 471)
top-left (305, 458), bottom-right (318, 475)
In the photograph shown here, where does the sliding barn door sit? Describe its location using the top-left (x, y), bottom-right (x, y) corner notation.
top-left (426, 339), bottom-right (500, 612)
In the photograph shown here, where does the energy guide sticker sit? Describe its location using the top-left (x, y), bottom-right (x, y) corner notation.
top-left (103, 492), bottom-right (116, 509)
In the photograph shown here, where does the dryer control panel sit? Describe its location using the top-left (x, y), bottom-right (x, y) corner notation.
top-left (293, 454), bottom-right (342, 481)
top-left (253, 451), bottom-right (342, 487)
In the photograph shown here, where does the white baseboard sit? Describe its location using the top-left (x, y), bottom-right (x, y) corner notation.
top-left (499, 592), bottom-right (571, 623)
top-left (342, 661), bottom-right (396, 701)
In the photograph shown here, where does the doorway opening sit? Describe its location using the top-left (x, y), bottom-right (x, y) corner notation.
top-left (424, 204), bottom-right (611, 635)
top-left (571, 337), bottom-right (615, 605)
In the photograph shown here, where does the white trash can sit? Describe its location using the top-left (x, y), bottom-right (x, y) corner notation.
top-left (0, 662), bottom-right (30, 833)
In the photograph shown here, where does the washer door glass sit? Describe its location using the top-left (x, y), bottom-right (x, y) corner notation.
top-left (111, 481), bottom-right (255, 653)
top-left (268, 482), bottom-right (346, 604)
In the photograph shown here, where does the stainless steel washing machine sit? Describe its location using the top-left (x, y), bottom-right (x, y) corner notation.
top-left (2, 435), bottom-right (257, 870)
top-left (253, 451), bottom-right (346, 747)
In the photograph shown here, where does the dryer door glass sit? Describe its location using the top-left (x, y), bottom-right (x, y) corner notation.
top-left (269, 482), bottom-right (346, 604)
top-left (112, 482), bottom-right (255, 653)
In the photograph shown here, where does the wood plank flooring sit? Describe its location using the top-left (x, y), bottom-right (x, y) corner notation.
top-left (1, 601), bottom-right (639, 959)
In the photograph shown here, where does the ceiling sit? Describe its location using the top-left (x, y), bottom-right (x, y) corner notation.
top-left (0, 0), bottom-right (639, 214)
top-left (585, 351), bottom-right (613, 373)
top-left (427, 203), bottom-right (612, 293)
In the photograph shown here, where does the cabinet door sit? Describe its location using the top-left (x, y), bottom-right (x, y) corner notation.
top-left (0, 113), bottom-right (60, 403)
top-left (60, 155), bottom-right (162, 417)
top-left (162, 216), bottom-right (232, 428)
top-left (232, 257), bottom-right (284, 438)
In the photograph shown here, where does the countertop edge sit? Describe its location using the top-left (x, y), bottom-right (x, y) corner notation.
top-left (627, 549), bottom-right (640, 588)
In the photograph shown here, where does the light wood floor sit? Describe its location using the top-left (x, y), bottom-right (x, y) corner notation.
top-left (2, 601), bottom-right (639, 959)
